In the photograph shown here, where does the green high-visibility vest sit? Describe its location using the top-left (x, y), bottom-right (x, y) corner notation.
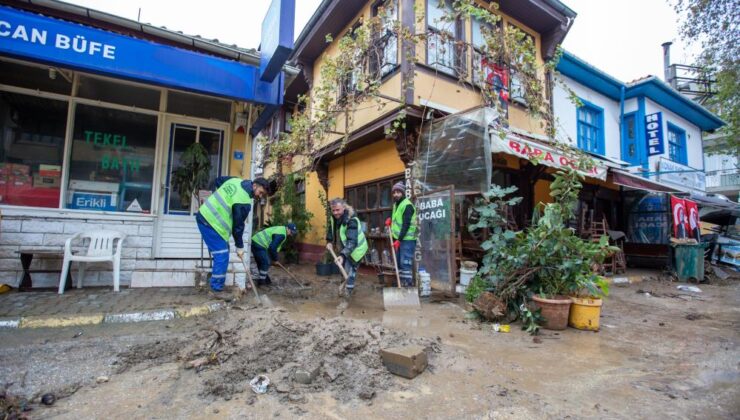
top-left (252, 226), bottom-right (288, 251)
top-left (198, 178), bottom-right (253, 241)
top-left (331, 216), bottom-right (368, 263)
top-left (391, 197), bottom-right (417, 240)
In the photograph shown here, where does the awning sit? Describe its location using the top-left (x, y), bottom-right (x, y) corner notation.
top-left (611, 170), bottom-right (679, 193)
top-left (491, 134), bottom-right (608, 180)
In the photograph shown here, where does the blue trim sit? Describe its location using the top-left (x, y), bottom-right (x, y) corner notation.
top-left (637, 97), bottom-right (648, 175)
top-left (557, 51), bottom-right (724, 131)
top-left (576, 97), bottom-right (605, 156)
top-left (0, 5), bottom-right (284, 105)
top-left (666, 122), bottom-right (688, 165)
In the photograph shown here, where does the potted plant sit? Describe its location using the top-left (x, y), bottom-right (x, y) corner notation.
top-left (170, 142), bottom-right (211, 213)
top-left (466, 164), bottom-right (617, 332)
top-left (568, 276), bottom-right (609, 331)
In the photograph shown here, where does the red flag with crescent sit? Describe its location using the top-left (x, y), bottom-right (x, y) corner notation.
top-left (684, 199), bottom-right (700, 239)
top-left (670, 195), bottom-right (688, 238)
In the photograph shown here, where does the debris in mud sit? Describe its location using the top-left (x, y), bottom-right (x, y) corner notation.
top-left (685, 312), bottom-right (711, 321)
top-left (379, 346), bottom-right (428, 379)
top-left (116, 309), bottom-right (438, 403)
top-left (472, 292), bottom-right (507, 321)
top-left (96, 376), bottom-right (109, 384)
top-left (40, 393), bottom-right (55, 406)
top-left (1, 391), bottom-right (31, 419)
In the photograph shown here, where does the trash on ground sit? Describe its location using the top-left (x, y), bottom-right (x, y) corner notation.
top-left (40, 393), bottom-right (56, 406)
top-left (379, 345), bottom-right (428, 379)
top-left (249, 375), bottom-right (270, 394)
top-left (96, 376), bottom-right (109, 383)
top-left (677, 285), bottom-right (702, 293)
top-left (493, 323), bottom-right (511, 333)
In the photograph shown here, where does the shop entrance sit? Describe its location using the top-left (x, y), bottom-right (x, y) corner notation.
top-left (154, 119), bottom-right (227, 258)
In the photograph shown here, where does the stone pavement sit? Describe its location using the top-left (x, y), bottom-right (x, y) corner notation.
top-left (0, 287), bottom-right (225, 328)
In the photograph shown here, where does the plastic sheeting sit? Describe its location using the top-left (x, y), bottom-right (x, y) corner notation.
top-left (416, 188), bottom-right (456, 292)
top-left (416, 107), bottom-right (495, 194)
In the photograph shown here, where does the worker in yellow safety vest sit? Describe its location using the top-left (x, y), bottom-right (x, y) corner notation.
top-left (326, 198), bottom-right (368, 297)
top-left (196, 176), bottom-right (270, 293)
top-left (251, 224), bottom-right (297, 286)
top-left (385, 182), bottom-right (416, 287)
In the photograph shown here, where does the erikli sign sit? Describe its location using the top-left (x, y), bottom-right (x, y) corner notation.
top-left (645, 112), bottom-right (664, 156)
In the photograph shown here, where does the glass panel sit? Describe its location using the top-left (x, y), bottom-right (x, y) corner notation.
top-left (380, 182), bottom-right (391, 207)
top-left (77, 75), bottom-right (160, 110)
top-left (167, 91), bottom-right (231, 122)
top-left (199, 128), bottom-right (224, 183)
top-left (428, 30), bottom-right (456, 75)
top-left (626, 115), bottom-right (636, 139)
top-left (427, 0), bottom-right (451, 27)
top-left (66, 104), bottom-right (156, 213)
top-left (0, 92), bottom-right (67, 208)
top-left (367, 183), bottom-right (378, 209)
top-left (370, 212), bottom-right (380, 232)
top-left (356, 186), bottom-right (367, 210)
top-left (0, 59), bottom-right (72, 95)
top-left (166, 125), bottom-right (197, 213)
top-left (347, 188), bottom-right (356, 208)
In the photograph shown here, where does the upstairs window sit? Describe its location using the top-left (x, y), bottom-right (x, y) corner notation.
top-left (426, 0), bottom-right (460, 76)
top-left (338, 24), bottom-right (363, 100)
top-left (667, 123), bottom-right (687, 165)
top-left (508, 24), bottom-right (535, 105)
top-left (577, 101), bottom-right (605, 155)
top-left (370, 0), bottom-right (399, 79)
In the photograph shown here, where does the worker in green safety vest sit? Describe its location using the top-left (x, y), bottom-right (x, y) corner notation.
top-left (326, 198), bottom-right (368, 297)
top-left (251, 223), bottom-right (297, 286)
top-left (196, 176), bottom-right (271, 293)
top-left (386, 182), bottom-right (417, 287)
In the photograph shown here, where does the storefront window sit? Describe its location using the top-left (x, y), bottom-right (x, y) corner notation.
top-left (0, 92), bottom-right (67, 208)
top-left (66, 104), bottom-right (157, 213)
top-left (345, 176), bottom-right (403, 234)
top-left (167, 91), bottom-right (231, 122)
top-left (0, 59), bottom-right (72, 95)
top-left (77, 75), bottom-right (160, 110)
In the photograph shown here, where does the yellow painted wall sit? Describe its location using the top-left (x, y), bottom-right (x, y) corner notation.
top-left (344, 140), bottom-right (405, 186)
top-left (303, 171), bottom-right (327, 245)
top-left (227, 102), bottom-right (252, 177)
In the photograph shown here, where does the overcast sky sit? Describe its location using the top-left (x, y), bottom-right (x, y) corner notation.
top-left (64, 0), bottom-right (696, 83)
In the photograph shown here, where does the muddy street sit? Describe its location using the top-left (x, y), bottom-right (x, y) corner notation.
top-left (1, 267), bottom-right (738, 419)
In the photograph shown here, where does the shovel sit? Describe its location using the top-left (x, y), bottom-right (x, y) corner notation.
top-left (274, 261), bottom-right (311, 291)
top-left (325, 243), bottom-right (349, 296)
top-left (239, 254), bottom-right (273, 307)
top-left (383, 235), bottom-right (421, 310)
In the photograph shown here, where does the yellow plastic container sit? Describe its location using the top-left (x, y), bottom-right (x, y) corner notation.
top-left (568, 297), bottom-right (603, 331)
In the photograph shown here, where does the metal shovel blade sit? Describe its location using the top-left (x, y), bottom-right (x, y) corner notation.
top-left (383, 287), bottom-right (421, 310)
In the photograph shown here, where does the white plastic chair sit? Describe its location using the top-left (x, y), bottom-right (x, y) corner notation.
top-left (58, 230), bottom-right (126, 294)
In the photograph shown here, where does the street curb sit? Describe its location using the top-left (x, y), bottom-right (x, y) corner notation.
top-left (0, 301), bottom-right (226, 330)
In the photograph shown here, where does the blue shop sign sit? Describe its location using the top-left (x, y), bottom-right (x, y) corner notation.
top-left (645, 112), bottom-right (664, 156)
top-left (260, 0), bottom-right (295, 82)
top-left (0, 5), bottom-right (283, 105)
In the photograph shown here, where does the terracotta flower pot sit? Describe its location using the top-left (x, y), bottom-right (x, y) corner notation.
top-left (532, 295), bottom-right (572, 330)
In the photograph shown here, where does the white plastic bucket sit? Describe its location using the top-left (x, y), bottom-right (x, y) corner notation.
top-left (460, 268), bottom-right (477, 287)
top-left (419, 271), bottom-right (431, 297)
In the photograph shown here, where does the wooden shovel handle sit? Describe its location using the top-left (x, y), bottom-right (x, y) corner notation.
top-left (325, 243), bottom-right (349, 280)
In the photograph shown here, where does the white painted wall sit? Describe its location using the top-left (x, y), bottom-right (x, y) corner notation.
top-left (553, 75), bottom-right (622, 161)
top-left (644, 99), bottom-right (704, 171)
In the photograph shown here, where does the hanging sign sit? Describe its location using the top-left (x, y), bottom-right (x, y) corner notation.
top-left (645, 112), bottom-right (664, 156)
top-left (259, 0), bottom-right (295, 82)
top-left (491, 135), bottom-right (608, 180)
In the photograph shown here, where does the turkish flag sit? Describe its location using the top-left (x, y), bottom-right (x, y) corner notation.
top-left (670, 195), bottom-right (688, 239)
top-left (684, 199), bottom-right (701, 240)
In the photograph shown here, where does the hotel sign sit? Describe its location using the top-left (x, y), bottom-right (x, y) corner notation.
top-left (645, 112), bottom-right (664, 156)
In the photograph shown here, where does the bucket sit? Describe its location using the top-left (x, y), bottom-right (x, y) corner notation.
top-left (460, 267), bottom-right (477, 287)
top-left (568, 297), bottom-right (603, 331)
top-left (419, 271), bottom-right (431, 297)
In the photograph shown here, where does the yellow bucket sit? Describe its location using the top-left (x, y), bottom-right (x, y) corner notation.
top-left (568, 297), bottom-right (603, 331)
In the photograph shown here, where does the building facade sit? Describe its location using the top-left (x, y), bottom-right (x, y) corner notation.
top-left (0, 1), bottom-right (293, 289)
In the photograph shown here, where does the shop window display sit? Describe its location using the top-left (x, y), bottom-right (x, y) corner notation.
top-left (0, 92), bottom-right (67, 208)
top-left (66, 104), bottom-right (157, 213)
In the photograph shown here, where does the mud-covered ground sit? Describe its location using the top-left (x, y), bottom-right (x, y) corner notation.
top-left (1, 265), bottom-right (738, 419)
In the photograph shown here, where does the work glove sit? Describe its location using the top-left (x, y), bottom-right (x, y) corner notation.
top-left (236, 248), bottom-right (244, 258)
top-left (393, 240), bottom-right (401, 251)
top-left (384, 217), bottom-right (392, 227)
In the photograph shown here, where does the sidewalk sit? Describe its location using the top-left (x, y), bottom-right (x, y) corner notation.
top-left (0, 287), bottom-right (225, 329)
